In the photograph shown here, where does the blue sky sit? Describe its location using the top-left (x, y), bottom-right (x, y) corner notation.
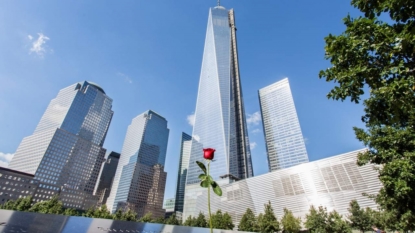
top-left (0, 1), bottom-right (366, 201)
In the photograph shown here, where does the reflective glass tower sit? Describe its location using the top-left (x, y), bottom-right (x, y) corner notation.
top-left (174, 132), bottom-right (192, 214)
top-left (94, 151), bottom-right (120, 205)
top-left (9, 81), bottom-right (113, 208)
top-left (106, 110), bottom-right (169, 218)
top-left (259, 78), bottom-right (309, 172)
top-left (183, 5), bottom-right (253, 219)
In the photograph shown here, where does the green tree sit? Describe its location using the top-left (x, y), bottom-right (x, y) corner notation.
top-left (63, 208), bottom-right (79, 216)
top-left (221, 212), bottom-right (234, 230)
top-left (305, 206), bottom-right (328, 233)
top-left (257, 213), bottom-right (263, 230)
top-left (238, 208), bottom-right (258, 232)
top-left (165, 213), bottom-right (180, 225)
top-left (183, 215), bottom-right (196, 227)
top-left (1, 199), bottom-right (17, 210)
top-left (194, 212), bottom-right (208, 228)
top-left (319, 0), bottom-right (415, 230)
top-left (123, 209), bottom-right (138, 221)
top-left (16, 196), bottom-right (33, 211)
top-left (83, 207), bottom-right (96, 218)
top-left (152, 216), bottom-right (165, 224)
top-left (139, 212), bottom-right (153, 223)
top-left (113, 209), bottom-right (124, 220)
top-left (347, 200), bottom-right (372, 232)
top-left (281, 208), bottom-right (301, 233)
top-left (258, 201), bottom-right (280, 233)
top-left (326, 210), bottom-right (351, 233)
top-left (29, 195), bottom-right (63, 214)
top-left (210, 210), bottom-right (234, 230)
top-left (93, 205), bottom-right (112, 219)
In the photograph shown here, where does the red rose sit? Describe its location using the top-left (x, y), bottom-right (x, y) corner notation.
top-left (203, 148), bottom-right (215, 160)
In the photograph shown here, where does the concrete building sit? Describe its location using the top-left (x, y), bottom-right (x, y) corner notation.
top-left (0, 166), bottom-right (98, 209)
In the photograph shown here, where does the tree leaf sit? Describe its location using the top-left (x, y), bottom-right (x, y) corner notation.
top-left (196, 161), bottom-right (207, 174)
top-left (200, 179), bottom-right (210, 188)
top-left (198, 174), bottom-right (207, 180)
top-left (211, 181), bottom-right (222, 196)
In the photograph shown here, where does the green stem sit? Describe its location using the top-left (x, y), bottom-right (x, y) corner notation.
top-left (207, 160), bottom-right (213, 233)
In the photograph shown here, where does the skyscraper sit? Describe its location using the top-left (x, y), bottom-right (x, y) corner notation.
top-left (183, 5), bottom-right (253, 219)
top-left (106, 110), bottom-right (169, 218)
top-left (9, 81), bottom-right (113, 208)
top-left (174, 132), bottom-right (192, 214)
top-left (259, 78), bottom-right (308, 172)
top-left (94, 151), bottom-right (120, 205)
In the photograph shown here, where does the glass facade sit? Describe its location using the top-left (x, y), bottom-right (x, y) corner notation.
top-left (259, 78), bottom-right (309, 171)
top-left (163, 198), bottom-right (175, 212)
top-left (183, 6), bottom-right (253, 219)
top-left (94, 151), bottom-right (120, 205)
top-left (174, 132), bottom-right (192, 213)
top-left (106, 110), bottom-right (169, 218)
top-left (8, 81), bottom-right (113, 209)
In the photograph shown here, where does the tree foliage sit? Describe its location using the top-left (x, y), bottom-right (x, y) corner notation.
top-left (29, 195), bottom-right (63, 214)
top-left (319, 0), bottom-right (415, 230)
top-left (96, 204), bottom-right (113, 219)
top-left (326, 210), bottom-right (351, 233)
top-left (305, 206), bottom-right (328, 233)
top-left (258, 201), bottom-right (280, 233)
top-left (138, 212), bottom-right (153, 223)
top-left (152, 217), bottom-right (166, 224)
top-left (183, 215), bottom-right (196, 227)
top-left (165, 213), bottom-right (180, 226)
top-left (194, 212), bottom-right (207, 228)
top-left (210, 209), bottom-right (234, 230)
top-left (238, 208), bottom-right (258, 232)
top-left (122, 209), bottom-right (138, 221)
top-left (347, 200), bottom-right (373, 232)
top-left (281, 208), bottom-right (301, 233)
top-left (63, 208), bottom-right (79, 216)
top-left (305, 205), bottom-right (350, 233)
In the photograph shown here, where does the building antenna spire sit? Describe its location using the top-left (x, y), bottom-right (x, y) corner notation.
top-left (217, 0), bottom-right (220, 6)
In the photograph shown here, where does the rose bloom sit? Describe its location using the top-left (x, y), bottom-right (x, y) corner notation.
top-left (203, 148), bottom-right (215, 160)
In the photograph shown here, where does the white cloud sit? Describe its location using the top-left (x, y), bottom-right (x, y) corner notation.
top-left (250, 142), bottom-right (257, 150)
top-left (187, 113), bottom-right (195, 127)
top-left (28, 35), bottom-right (33, 40)
top-left (251, 128), bottom-right (261, 135)
top-left (304, 137), bottom-right (309, 145)
top-left (29, 33), bottom-right (50, 57)
top-left (0, 152), bottom-right (14, 168)
top-left (247, 111), bottom-right (261, 126)
top-left (117, 72), bottom-right (133, 84)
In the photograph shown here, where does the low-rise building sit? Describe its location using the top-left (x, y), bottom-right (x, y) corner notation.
top-left (187, 149), bottom-right (381, 227)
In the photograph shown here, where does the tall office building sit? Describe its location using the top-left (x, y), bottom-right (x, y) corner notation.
top-left (183, 5), bottom-right (253, 219)
top-left (174, 132), bottom-right (192, 213)
top-left (94, 151), bottom-right (120, 205)
top-left (259, 78), bottom-right (308, 172)
top-left (9, 81), bottom-right (113, 209)
top-left (106, 110), bottom-right (169, 218)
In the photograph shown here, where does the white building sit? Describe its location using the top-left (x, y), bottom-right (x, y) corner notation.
top-left (191, 149), bottom-right (380, 227)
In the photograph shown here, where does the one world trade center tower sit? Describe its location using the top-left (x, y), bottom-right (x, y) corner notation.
top-left (183, 5), bottom-right (253, 219)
